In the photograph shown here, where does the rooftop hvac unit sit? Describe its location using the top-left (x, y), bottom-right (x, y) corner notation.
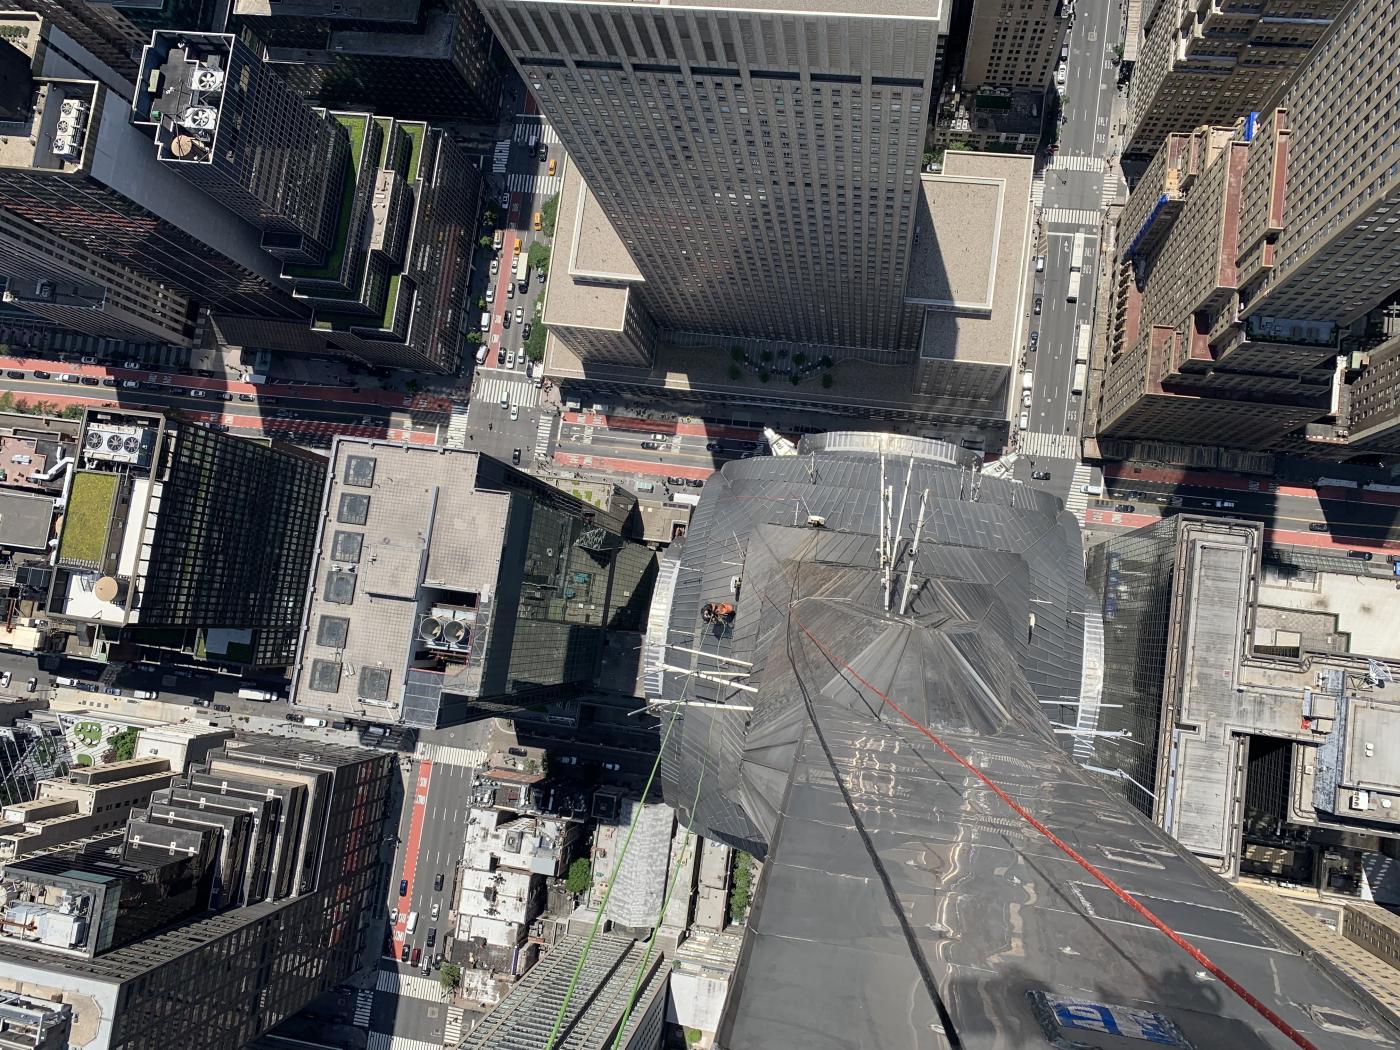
top-left (179, 106), bottom-right (217, 131)
top-left (59, 98), bottom-right (88, 121)
top-left (420, 606), bottom-right (471, 653)
top-left (51, 131), bottom-right (80, 159)
top-left (193, 67), bottom-right (225, 92)
top-left (83, 424), bottom-right (153, 465)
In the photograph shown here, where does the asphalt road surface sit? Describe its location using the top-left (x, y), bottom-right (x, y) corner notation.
top-left (1022, 0), bottom-right (1125, 497)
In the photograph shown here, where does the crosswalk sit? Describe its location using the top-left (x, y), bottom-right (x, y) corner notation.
top-left (1048, 154), bottom-right (1106, 172)
top-left (1042, 207), bottom-right (1102, 227)
top-left (1065, 462), bottom-right (1095, 514)
top-left (1030, 172), bottom-right (1045, 210)
top-left (414, 742), bottom-right (485, 768)
top-left (506, 172), bottom-right (563, 196)
top-left (1100, 174), bottom-right (1123, 208)
top-left (445, 1006), bottom-right (467, 1045)
top-left (513, 122), bottom-right (560, 144)
top-left (1018, 431), bottom-right (1081, 459)
top-left (367, 1034), bottom-right (443, 1050)
top-left (534, 412), bottom-right (555, 461)
top-left (475, 372), bottom-right (537, 408)
top-left (446, 401), bottom-right (472, 450)
top-left (376, 969), bottom-right (446, 1002)
top-left (491, 140), bottom-right (510, 175)
top-left (353, 988), bottom-right (374, 1027)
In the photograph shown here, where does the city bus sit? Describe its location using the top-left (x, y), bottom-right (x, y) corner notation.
top-left (1075, 322), bottom-right (1092, 363)
top-left (515, 253), bottom-right (530, 291)
top-left (1070, 230), bottom-right (1086, 272)
top-left (1072, 361), bottom-right (1088, 395)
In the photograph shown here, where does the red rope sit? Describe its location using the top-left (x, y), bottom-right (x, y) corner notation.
top-left (779, 600), bottom-right (1320, 1050)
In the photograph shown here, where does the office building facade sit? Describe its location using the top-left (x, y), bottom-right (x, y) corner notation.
top-left (232, 0), bottom-right (500, 122)
top-left (0, 14), bottom-right (308, 327)
top-left (132, 32), bottom-right (350, 267)
top-left (0, 739), bottom-right (393, 1050)
top-left (1096, 0), bottom-right (1400, 455)
top-left (1124, 0), bottom-right (1344, 161)
top-left (47, 408), bottom-right (325, 667)
top-left (0, 208), bottom-right (197, 345)
top-left (291, 440), bottom-right (655, 727)
top-left (961, 0), bottom-right (1068, 91)
top-left (480, 0), bottom-right (948, 356)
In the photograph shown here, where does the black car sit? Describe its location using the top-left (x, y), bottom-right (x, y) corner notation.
top-left (522, 323), bottom-right (532, 340)
top-left (1308, 522), bottom-right (1328, 532)
top-left (213, 703), bottom-right (231, 712)
top-left (399, 879), bottom-right (408, 897)
top-left (80, 376), bottom-right (99, 385)
top-left (1028, 331), bottom-right (1039, 348)
top-left (705, 441), bottom-right (722, 452)
top-left (686, 478), bottom-right (704, 488)
top-left (1033, 297), bottom-right (1042, 315)
top-left (512, 448), bottom-right (521, 464)
top-left (640, 441), bottom-right (659, 450)
top-left (238, 393), bottom-right (255, 402)
top-left (101, 377), bottom-right (116, 387)
top-left (193, 698), bottom-right (212, 708)
top-left (4, 370), bottom-right (23, 379)
top-left (666, 476), bottom-right (688, 487)
top-left (434, 872), bottom-right (444, 892)
top-left (426, 927), bottom-right (437, 948)
top-left (400, 943), bottom-right (411, 963)
top-left (32, 370), bottom-right (50, 379)
top-left (536, 143), bottom-right (549, 161)
top-left (219, 392), bottom-right (234, 401)
top-left (1347, 550), bottom-right (1373, 561)
top-left (1030, 470), bottom-right (1051, 481)
top-left (1115, 504), bottom-right (1135, 513)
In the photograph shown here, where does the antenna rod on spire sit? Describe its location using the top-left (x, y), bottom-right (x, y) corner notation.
top-left (899, 489), bottom-right (929, 616)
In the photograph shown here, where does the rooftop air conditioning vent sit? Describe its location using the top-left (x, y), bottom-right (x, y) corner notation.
top-left (179, 106), bottom-right (217, 131)
top-left (193, 68), bottom-right (224, 92)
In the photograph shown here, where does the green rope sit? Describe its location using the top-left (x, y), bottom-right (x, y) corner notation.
top-left (607, 712), bottom-right (715, 1049)
top-left (544, 700), bottom-right (684, 1050)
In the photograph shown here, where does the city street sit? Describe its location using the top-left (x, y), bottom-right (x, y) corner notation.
top-left (1020, 0), bottom-right (1126, 496)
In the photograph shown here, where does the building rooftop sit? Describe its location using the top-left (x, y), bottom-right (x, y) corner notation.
top-left (500, 0), bottom-right (945, 20)
top-left (0, 490), bottom-right (54, 552)
top-left (232, 0), bottom-right (420, 20)
top-left (458, 933), bottom-right (668, 1050)
top-left (542, 157), bottom-right (636, 334)
top-left (646, 435), bottom-right (1396, 1050)
top-left (292, 440), bottom-right (509, 725)
top-left (909, 151), bottom-right (1034, 366)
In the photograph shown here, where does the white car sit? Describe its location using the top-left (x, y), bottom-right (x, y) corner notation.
top-left (0, 671), bottom-right (9, 688)
top-left (485, 287), bottom-right (495, 304)
top-left (123, 359), bottom-right (142, 369)
top-left (1021, 390), bottom-right (1033, 407)
top-left (506, 351), bottom-right (515, 369)
top-left (1018, 411), bottom-right (1029, 429)
top-left (430, 902), bottom-right (440, 920)
top-left (1056, 66), bottom-right (1066, 85)
top-left (490, 258), bottom-right (499, 276)
top-left (514, 306), bottom-right (524, 324)
top-left (389, 908), bottom-right (399, 924)
top-left (510, 405), bottom-right (519, 421)
top-left (190, 389), bottom-right (207, 398)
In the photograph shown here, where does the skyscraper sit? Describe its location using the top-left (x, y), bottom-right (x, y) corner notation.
top-left (1095, 0), bottom-right (1400, 455)
top-left (0, 13), bottom-right (308, 325)
top-left (232, 0), bottom-right (501, 122)
top-left (640, 431), bottom-right (1394, 1047)
top-left (0, 208), bottom-right (197, 345)
top-left (132, 31), bottom-right (350, 267)
top-left (960, 0), bottom-right (1069, 91)
top-left (479, 0), bottom-right (948, 356)
top-left (1123, 0), bottom-right (1344, 161)
top-left (46, 407), bottom-right (326, 668)
top-left (291, 439), bottom-right (655, 727)
top-left (0, 738), bottom-right (393, 1050)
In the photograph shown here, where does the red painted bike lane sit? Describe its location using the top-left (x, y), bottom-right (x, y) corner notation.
top-left (1085, 509), bottom-right (1400, 555)
top-left (554, 449), bottom-right (712, 481)
top-left (562, 411), bottom-right (761, 442)
top-left (391, 761), bottom-right (433, 946)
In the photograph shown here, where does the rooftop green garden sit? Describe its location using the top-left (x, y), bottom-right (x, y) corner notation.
top-left (59, 471), bottom-right (117, 566)
top-left (283, 113), bottom-right (368, 282)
